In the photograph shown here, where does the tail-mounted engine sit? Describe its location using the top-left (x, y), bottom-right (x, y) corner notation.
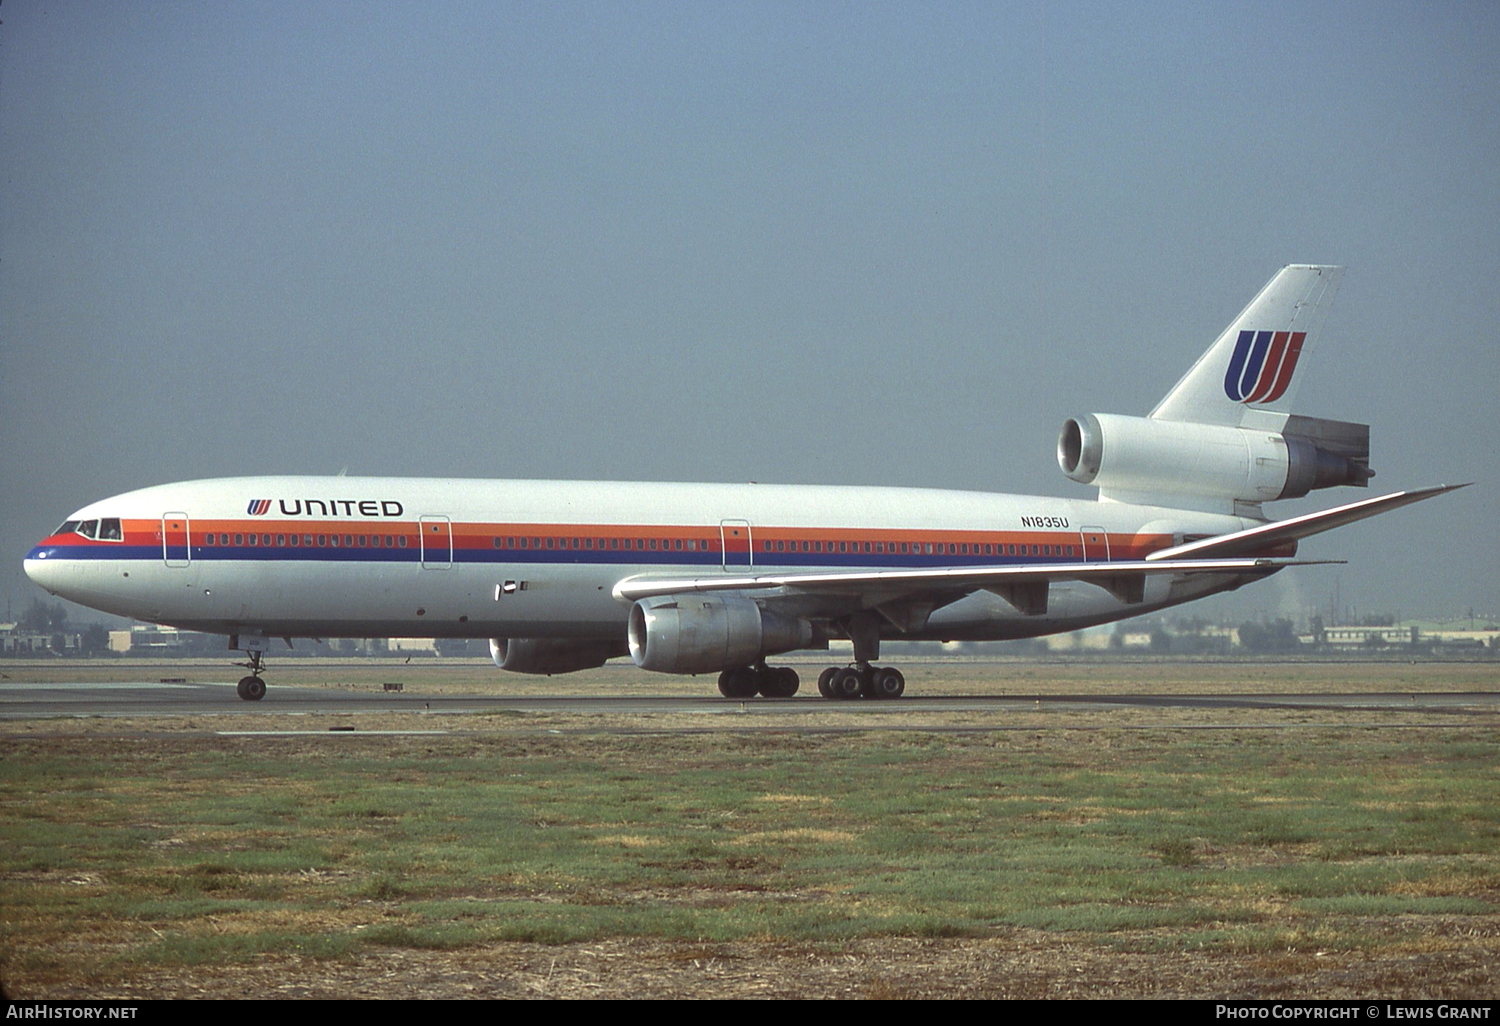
top-left (1058, 413), bottom-right (1372, 505)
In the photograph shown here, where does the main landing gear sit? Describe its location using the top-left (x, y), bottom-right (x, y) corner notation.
top-left (816, 664), bottom-right (905, 700)
top-left (718, 664), bottom-right (800, 698)
top-left (812, 612), bottom-right (905, 700)
top-left (234, 648), bottom-right (268, 702)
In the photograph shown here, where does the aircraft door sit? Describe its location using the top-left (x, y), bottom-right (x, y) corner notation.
top-left (162, 513), bottom-right (191, 568)
top-left (719, 519), bottom-right (753, 570)
top-left (1079, 526), bottom-right (1110, 562)
top-left (420, 515), bottom-right (452, 569)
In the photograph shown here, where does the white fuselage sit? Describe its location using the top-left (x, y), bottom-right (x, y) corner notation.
top-left (24, 476), bottom-right (1257, 646)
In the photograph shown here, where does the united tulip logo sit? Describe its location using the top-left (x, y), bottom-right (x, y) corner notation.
top-left (246, 500), bottom-right (272, 515)
top-left (1223, 329), bottom-right (1306, 403)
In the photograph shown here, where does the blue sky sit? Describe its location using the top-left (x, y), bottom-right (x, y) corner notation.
top-left (2, 1), bottom-right (1495, 624)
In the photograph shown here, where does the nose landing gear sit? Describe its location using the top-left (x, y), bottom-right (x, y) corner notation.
top-left (233, 644), bottom-right (268, 701)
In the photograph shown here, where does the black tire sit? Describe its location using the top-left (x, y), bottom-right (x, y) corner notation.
top-left (832, 667), bottom-right (865, 700)
top-left (241, 676), bottom-right (266, 701)
top-left (718, 667), bottom-right (759, 699)
top-left (817, 667), bottom-right (838, 699)
top-left (871, 667), bottom-right (906, 700)
top-left (766, 667), bottom-right (799, 698)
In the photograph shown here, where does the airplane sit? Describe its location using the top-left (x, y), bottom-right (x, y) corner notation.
top-left (23, 265), bottom-right (1461, 701)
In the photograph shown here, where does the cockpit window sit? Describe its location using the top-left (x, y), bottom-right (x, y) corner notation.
top-left (60, 517), bottom-right (122, 541)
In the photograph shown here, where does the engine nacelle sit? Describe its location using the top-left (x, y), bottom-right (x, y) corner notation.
top-left (628, 594), bottom-right (813, 675)
top-left (489, 637), bottom-right (626, 675)
top-left (1058, 413), bottom-right (1370, 504)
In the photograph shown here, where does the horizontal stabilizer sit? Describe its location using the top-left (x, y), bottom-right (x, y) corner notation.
top-left (1145, 484), bottom-right (1468, 562)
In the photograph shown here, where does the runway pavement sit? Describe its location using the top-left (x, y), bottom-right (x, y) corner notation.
top-left (4, 678), bottom-right (1498, 720)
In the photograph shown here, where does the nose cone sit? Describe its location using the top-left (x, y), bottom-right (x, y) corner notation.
top-left (23, 545), bottom-right (66, 595)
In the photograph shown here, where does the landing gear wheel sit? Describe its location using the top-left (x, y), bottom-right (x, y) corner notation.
top-left (817, 667), bottom-right (839, 699)
top-left (233, 646), bottom-right (269, 701)
top-left (870, 667), bottom-right (906, 700)
top-left (831, 667), bottom-right (866, 700)
top-left (718, 666), bottom-right (759, 699)
top-left (759, 666), bottom-right (799, 698)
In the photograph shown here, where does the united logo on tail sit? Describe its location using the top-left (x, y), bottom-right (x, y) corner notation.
top-left (1223, 329), bottom-right (1306, 403)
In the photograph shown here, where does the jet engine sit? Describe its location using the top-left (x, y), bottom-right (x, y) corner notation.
top-left (628, 594), bottom-right (813, 674)
top-left (489, 637), bottom-right (627, 675)
top-left (1058, 413), bottom-right (1371, 504)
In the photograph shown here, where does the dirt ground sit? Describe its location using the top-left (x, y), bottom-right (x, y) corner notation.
top-left (16, 930), bottom-right (1499, 1000)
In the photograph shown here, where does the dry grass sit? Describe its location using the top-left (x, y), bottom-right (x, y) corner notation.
top-left (2, 657), bottom-right (1497, 999)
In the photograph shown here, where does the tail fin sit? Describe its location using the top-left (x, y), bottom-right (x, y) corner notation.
top-left (1150, 265), bottom-right (1344, 426)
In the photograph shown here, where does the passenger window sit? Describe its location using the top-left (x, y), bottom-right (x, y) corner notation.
top-left (397, 537), bottom-right (407, 548)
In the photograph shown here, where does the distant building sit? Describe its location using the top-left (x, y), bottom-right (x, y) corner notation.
top-left (108, 626), bottom-right (190, 653)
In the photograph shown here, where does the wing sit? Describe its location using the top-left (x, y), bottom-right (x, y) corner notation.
top-left (613, 556), bottom-right (1323, 617)
top-left (611, 484), bottom-right (1461, 620)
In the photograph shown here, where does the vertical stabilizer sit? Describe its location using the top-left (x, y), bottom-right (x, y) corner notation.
top-left (1150, 265), bottom-right (1343, 426)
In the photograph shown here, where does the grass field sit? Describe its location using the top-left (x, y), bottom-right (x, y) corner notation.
top-left (2, 658), bottom-right (1498, 998)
